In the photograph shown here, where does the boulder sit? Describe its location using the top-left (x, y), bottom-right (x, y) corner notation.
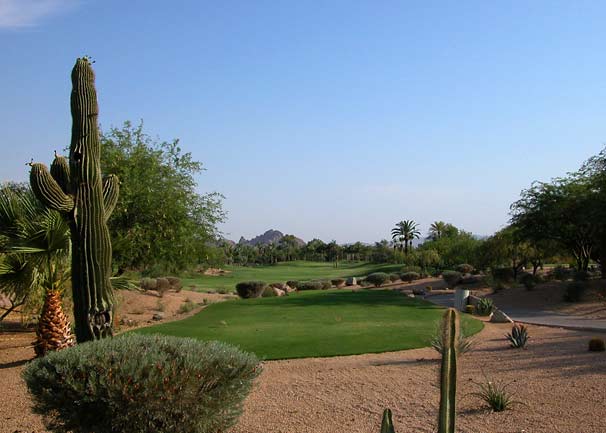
top-left (272, 287), bottom-right (286, 297)
top-left (152, 313), bottom-right (165, 321)
top-left (412, 287), bottom-right (426, 296)
top-left (346, 277), bottom-right (357, 286)
top-left (490, 308), bottom-right (514, 323)
top-left (406, 293), bottom-right (415, 298)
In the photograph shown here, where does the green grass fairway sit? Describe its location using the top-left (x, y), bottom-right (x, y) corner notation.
top-left (182, 261), bottom-right (403, 292)
top-left (135, 289), bottom-right (483, 360)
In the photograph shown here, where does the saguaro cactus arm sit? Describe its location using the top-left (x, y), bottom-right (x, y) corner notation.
top-left (438, 308), bottom-right (459, 433)
top-left (50, 154), bottom-right (71, 194)
top-left (30, 163), bottom-right (74, 213)
top-left (102, 175), bottom-right (119, 221)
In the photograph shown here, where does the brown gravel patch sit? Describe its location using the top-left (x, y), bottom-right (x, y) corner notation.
top-left (230, 322), bottom-right (606, 433)
top-left (2, 297), bottom-right (605, 433)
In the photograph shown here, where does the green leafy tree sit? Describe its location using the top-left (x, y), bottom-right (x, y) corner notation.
top-left (99, 121), bottom-right (225, 274)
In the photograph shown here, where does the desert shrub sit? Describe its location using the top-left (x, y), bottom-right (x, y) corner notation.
top-left (552, 265), bottom-right (572, 281)
top-left (573, 270), bottom-right (590, 281)
top-left (475, 298), bottom-right (494, 316)
top-left (177, 299), bottom-right (196, 314)
top-left (331, 278), bottom-right (346, 287)
top-left (400, 265), bottom-right (422, 274)
top-left (235, 281), bottom-right (266, 299)
top-left (217, 288), bottom-right (229, 294)
top-left (22, 334), bottom-right (260, 433)
top-left (465, 304), bottom-right (475, 314)
top-left (388, 273), bottom-right (400, 282)
top-left (155, 277), bottom-right (170, 297)
top-left (298, 281), bottom-right (323, 291)
top-left (140, 277), bottom-right (157, 291)
top-left (286, 280), bottom-right (299, 289)
top-left (588, 338), bottom-right (606, 352)
top-left (455, 263), bottom-right (474, 274)
top-left (519, 273), bottom-right (541, 290)
top-left (442, 270), bottom-right (462, 286)
top-left (366, 272), bottom-right (390, 287)
top-left (506, 324), bottom-right (529, 348)
top-left (491, 267), bottom-right (514, 283)
top-left (261, 286), bottom-right (276, 297)
top-left (425, 285), bottom-right (433, 292)
top-left (563, 281), bottom-right (587, 302)
top-left (357, 278), bottom-right (366, 287)
top-left (317, 280), bottom-right (332, 290)
top-left (400, 271), bottom-right (420, 283)
top-left (166, 276), bottom-right (182, 292)
top-left (474, 379), bottom-right (519, 412)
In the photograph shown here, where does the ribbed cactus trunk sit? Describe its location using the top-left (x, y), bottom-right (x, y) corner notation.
top-left (30, 58), bottom-right (119, 343)
top-left (437, 308), bottom-right (459, 433)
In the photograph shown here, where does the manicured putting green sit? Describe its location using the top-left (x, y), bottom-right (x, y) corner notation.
top-left (135, 289), bottom-right (483, 360)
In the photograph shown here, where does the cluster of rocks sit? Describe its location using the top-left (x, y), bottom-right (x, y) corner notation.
top-left (140, 277), bottom-right (182, 297)
top-left (268, 283), bottom-right (296, 296)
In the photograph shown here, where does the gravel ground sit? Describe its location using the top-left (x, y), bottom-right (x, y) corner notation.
top-left (1, 299), bottom-right (605, 433)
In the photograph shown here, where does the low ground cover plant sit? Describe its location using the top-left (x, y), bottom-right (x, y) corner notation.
top-left (298, 280), bottom-right (324, 291)
top-left (588, 337), bottom-right (605, 352)
top-left (400, 271), bottom-right (420, 282)
top-left (473, 378), bottom-right (520, 412)
top-left (366, 272), bottom-right (390, 287)
top-left (563, 281), bottom-right (587, 302)
top-left (506, 324), bottom-right (529, 349)
top-left (475, 298), bottom-right (494, 316)
top-left (442, 270), bottom-right (462, 286)
top-left (236, 281), bottom-right (266, 298)
top-left (23, 334), bottom-right (260, 433)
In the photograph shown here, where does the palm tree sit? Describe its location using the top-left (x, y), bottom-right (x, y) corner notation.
top-left (0, 185), bottom-right (74, 355)
top-left (391, 220), bottom-right (421, 254)
top-left (428, 221), bottom-right (448, 241)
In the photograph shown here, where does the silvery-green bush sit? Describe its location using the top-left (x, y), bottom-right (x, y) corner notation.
top-left (23, 334), bottom-right (260, 433)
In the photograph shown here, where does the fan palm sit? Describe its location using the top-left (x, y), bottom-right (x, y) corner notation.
top-left (391, 220), bottom-right (421, 254)
top-left (429, 221), bottom-right (448, 241)
top-left (0, 185), bottom-right (74, 355)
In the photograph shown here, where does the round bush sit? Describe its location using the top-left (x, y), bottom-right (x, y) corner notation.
top-left (552, 265), bottom-right (573, 281)
top-left (520, 273), bottom-right (542, 290)
top-left (491, 267), bottom-right (514, 282)
top-left (442, 270), bottom-right (462, 287)
top-left (366, 272), bottom-right (390, 287)
top-left (563, 281), bottom-right (587, 302)
top-left (455, 264), bottom-right (474, 274)
top-left (262, 286), bottom-right (277, 297)
top-left (588, 338), bottom-right (606, 352)
top-left (22, 334), bottom-right (260, 433)
top-left (318, 279), bottom-right (332, 290)
top-left (298, 281), bottom-right (323, 291)
top-left (331, 278), bottom-right (346, 288)
top-left (400, 271), bottom-right (420, 283)
top-left (235, 281), bottom-right (267, 299)
top-left (286, 280), bottom-right (299, 289)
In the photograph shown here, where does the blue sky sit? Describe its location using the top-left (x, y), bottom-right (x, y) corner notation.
top-left (2, 1), bottom-right (605, 243)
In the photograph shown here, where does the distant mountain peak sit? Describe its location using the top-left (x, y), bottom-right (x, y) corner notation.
top-left (236, 229), bottom-right (305, 246)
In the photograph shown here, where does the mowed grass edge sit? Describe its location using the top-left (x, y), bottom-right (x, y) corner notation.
top-left (180, 261), bottom-right (404, 292)
top-left (134, 289), bottom-right (483, 360)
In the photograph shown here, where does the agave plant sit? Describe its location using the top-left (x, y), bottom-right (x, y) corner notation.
top-left (506, 323), bottom-right (529, 349)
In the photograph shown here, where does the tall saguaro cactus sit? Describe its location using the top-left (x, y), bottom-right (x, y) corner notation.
top-left (30, 57), bottom-right (119, 342)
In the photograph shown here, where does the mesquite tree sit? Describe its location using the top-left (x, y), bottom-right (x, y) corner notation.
top-left (29, 57), bottom-right (119, 342)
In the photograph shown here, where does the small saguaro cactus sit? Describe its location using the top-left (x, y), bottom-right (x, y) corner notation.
top-left (380, 308), bottom-right (460, 433)
top-left (29, 57), bottom-right (119, 342)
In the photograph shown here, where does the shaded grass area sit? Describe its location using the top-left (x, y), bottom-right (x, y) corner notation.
top-left (182, 261), bottom-right (403, 293)
top-left (135, 289), bottom-right (483, 360)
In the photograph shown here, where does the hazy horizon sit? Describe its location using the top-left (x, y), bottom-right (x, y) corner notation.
top-left (2, 1), bottom-right (605, 243)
